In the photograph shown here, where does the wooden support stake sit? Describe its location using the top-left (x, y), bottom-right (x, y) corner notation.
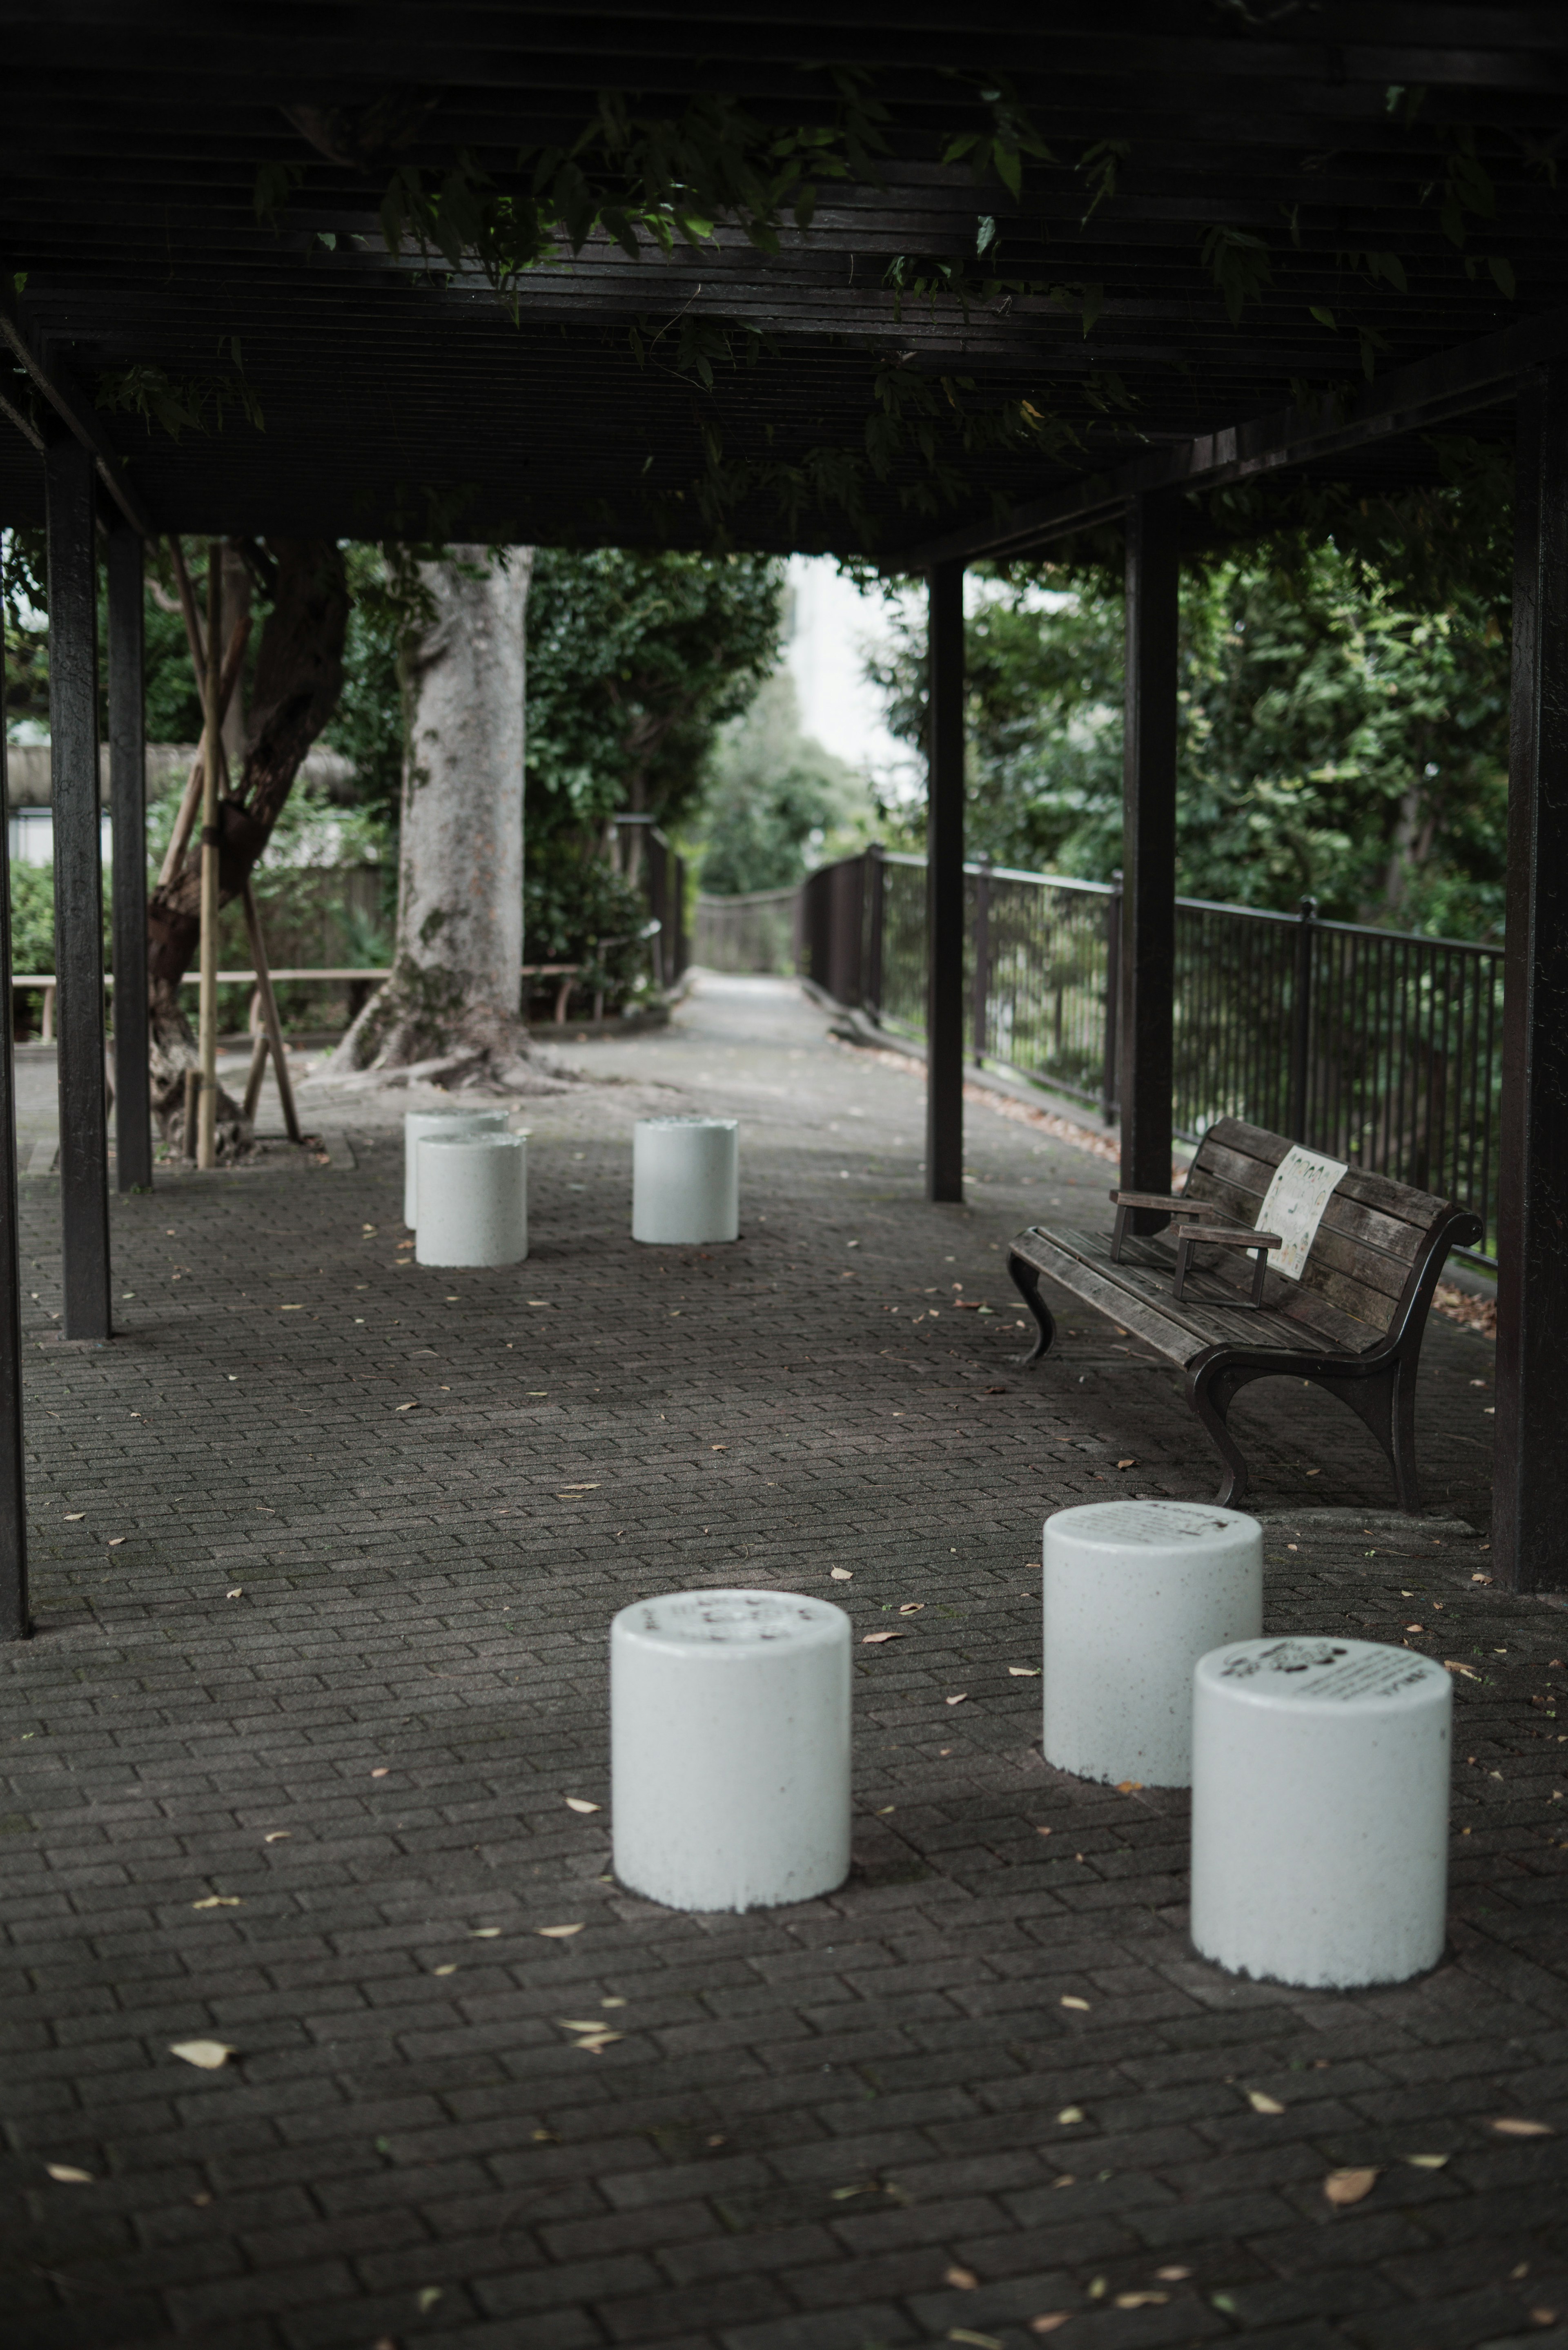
top-left (196, 548), bottom-right (220, 1169)
top-left (157, 612), bottom-right (250, 888)
top-left (241, 881), bottom-right (302, 1144)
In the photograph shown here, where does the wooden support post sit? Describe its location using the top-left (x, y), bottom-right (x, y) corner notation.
top-left (925, 560), bottom-right (965, 1203)
top-left (1494, 364), bottom-right (1568, 1592)
top-left (196, 546), bottom-right (220, 1168)
top-left (107, 522), bottom-right (152, 1193)
top-left (45, 435), bottom-right (111, 1339)
top-left (241, 881), bottom-right (302, 1143)
top-left (1120, 493), bottom-right (1180, 1231)
top-left (0, 729), bottom-right (30, 1639)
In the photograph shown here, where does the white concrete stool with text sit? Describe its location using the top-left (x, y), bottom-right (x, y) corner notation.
top-left (403, 1107), bottom-right (509, 1227)
top-left (414, 1133), bottom-right (527, 1267)
top-left (632, 1115), bottom-right (739, 1244)
top-left (1191, 1637), bottom-right (1451, 1987)
top-left (611, 1589), bottom-right (850, 1911)
top-left (1043, 1498), bottom-right (1263, 1787)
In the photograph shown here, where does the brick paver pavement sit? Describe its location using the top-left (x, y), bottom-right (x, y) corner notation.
top-left (2, 976), bottom-right (1563, 2350)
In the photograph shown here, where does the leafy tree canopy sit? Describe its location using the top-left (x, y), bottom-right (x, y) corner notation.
top-left (695, 669), bottom-right (870, 896)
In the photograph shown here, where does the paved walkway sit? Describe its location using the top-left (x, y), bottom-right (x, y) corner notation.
top-left (2, 977), bottom-right (1563, 2350)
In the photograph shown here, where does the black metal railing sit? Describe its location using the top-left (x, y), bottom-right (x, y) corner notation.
top-left (792, 849), bottom-right (1504, 1263)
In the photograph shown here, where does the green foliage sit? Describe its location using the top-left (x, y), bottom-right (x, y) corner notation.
top-left (523, 844), bottom-right (651, 1006)
top-left (524, 548), bottom-right (784, 844)
top-left (94, 341), bottom-right (263, 443)
top-left (695, 671), bottom-right (870, 896)
top-left (7, 862), bottom-right (61, 974)
top-left (1, 527), bottom-right (46, 731)
top-left (869, 497), bottom-right (1512, 939)
top-left (319, 544), bottom-right (405, 827)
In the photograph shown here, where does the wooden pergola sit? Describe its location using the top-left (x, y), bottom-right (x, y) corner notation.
top-left (0, 4), bottom-right (1564, 1622)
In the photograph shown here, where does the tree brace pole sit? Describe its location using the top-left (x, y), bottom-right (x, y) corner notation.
top-left (925, 559), bottom-right (965, 1203)
top-left (1494, 363), bottom-right (1568, 1592)
top-left (241, 882), bottom-right (302, 1143)
top-left (1120, 492), bottom-right (1180, 1229)
top-left (196, 546), bottom-right (220, 1169)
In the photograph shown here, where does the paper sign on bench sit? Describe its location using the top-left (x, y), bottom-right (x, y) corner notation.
top-left (1255, 1145), bottom-right (1350, 1280)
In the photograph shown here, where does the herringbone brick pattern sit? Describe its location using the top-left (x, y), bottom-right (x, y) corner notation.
top-left (1, 978), bottom-right (1561, 2350)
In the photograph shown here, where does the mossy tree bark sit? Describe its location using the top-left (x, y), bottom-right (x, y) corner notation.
top-left (146, 537), bottom-right (350, 1152)
top-left (331, 544), bottom-right (563, 1092)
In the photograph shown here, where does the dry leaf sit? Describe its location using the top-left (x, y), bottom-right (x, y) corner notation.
top-left (1009, 1666), bottom-right (1041, 1677)
top-left (191, 1896), bottom-right (242, 1910)
top-left (945, 2265), bottom-right (979, 2289)
top-left (1037, 1826), bottom-right (1054, 1838)
top-left (1116, 1459), bottom-right (1136, 1470)
top-left (1056, 2106), bottom-right (1084, 2124)
top-left (371, 1766), bottom-right (389, 1778)
top-left (564, 1797), bottom-right (601, 1814)
top-left (1323, 2167), bottom-right (1378, 2205)
top-left (169, 2040), bottom-right (234, 2070)
top-left (1114, 2293), bottom-right (1168, 2310)
top-left (945, 1693), bottom-right (969, 1706)
top-left (862, 1630), bottom-right (904, 1645)
top-left (394, 1402), bottom-right (418, 1411)
top-left (416, 2288), bottom-right (443, 2314)
top-left (948, 2333), bottom-right (1003, 2350)
top-left (572, 2032), bottom-right (621, 2054)
top-left (830, 1567), bottom-right (853, 1581)
top-left (1404, 2154), bottom-right (1449, 2169)
top-left (1029, 2320), bottom-right (1072, 2337)
top-left (107, 1537), bottom-right (125, 1547)
top-left (900, 1602), bottom-right (925, 1615)
top-left (1246, 2089), bottom-right (1285, 2114)
top-left (1155, 2266), bottom-right (1192, 2281)
top-left (1115, 1780), bottom-right (1144, 1794)
top-left (1060, 1995), bottom-right (1089, 2011)
top-left (225, 1588), bottom-right (243, 1600)
top-left (263, 1831), bottom-right (290, 1843)
top-left (1491, 2117), bottom-right (1553, 2137)
top-left (1529, 2311), bottom-right (1560, 2328)
top-left (537, 1923), bottom-right (584, 1938)
top-left (433, 1964), bottom-right (457, 1976)
top-left (45, 2164), bottom-right (95, 2183)
top-left (470, 1926), bottom-right (501, 1938)
top-left (64, 1513), bottom-right (85, 1521)
top-left (1445, 1661), bottom-right (1481, 1679)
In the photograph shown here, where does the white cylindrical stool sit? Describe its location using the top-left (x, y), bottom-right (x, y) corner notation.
top-left (403, 1108), bottom-right (508, 1227)
top-left (632, 1116), bottom-right (739, 1244)
top-left (611, 1589), bottom-right (850, 1912)
top-left (1043, 1499), bottom-right (1263, 1788)
top-left (414, 1133), bottom-right (527, 1267)
top-left (1191, 1638), bottom-right (1451, 1989)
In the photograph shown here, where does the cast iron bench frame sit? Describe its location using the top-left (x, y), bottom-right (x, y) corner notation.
top-left (1006, 1115), bottom-right (1483, 1509)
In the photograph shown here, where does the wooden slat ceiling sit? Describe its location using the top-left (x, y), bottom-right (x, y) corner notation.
top-left (0, 3), bottom-right (1564, 555)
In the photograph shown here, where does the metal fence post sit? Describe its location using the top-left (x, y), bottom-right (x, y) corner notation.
top-left (1102, 869), bottom-right (1123, 1126)
top-left (971, 854), bottom-right (991, 1065)
top-left (0, 725), bottom-right (29, 1640)
top-left (864, 842), bottom-right (885, 1021)
top-left (1288, 894), bottom-right (1317, 1144)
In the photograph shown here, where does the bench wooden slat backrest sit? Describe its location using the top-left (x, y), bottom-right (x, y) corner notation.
top-left (1180, 1117), bottom-right (1454, 1336)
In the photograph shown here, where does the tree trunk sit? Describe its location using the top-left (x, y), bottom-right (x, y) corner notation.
top-left (330, 544), bottom-right (565, 1093)
top-left (147, 538), bottom-right (349, 1152)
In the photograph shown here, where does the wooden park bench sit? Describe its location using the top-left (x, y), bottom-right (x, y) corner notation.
top-left (1006, 1115), bottom-right (1483, 1510)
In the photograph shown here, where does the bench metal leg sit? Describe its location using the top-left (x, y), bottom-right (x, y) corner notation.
top-left (1007, 1250), bottom-right (1057, 1366)
top-left (1314, 1365), bottom-right (1423, 1514)
top-left (1187, 1362), bottom-right (1252, 1507)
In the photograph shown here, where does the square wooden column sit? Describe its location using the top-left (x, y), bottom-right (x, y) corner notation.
top-left (45, 435), bottom-right (112, 1340)
top-left (1494, 365), bottom-right (1568, 1591)
top-left (107, 521), bottom-right (152, 1192)
top-left (1120, 492), bottom-right (1180, 1224)
top-left (926, 560), bottom-right (965, 1203)
top-left (0, 726), bottom-right (30, 1641)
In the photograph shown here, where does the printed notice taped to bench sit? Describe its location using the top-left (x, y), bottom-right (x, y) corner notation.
top-left (1256, 1146), bottom-right (1350, 1279)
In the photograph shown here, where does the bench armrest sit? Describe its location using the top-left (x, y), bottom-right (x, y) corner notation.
top-left (1181, 1226), bottom-right (1281, 1248)
top-left (1108, 1189), bottom-right (1206, 1215)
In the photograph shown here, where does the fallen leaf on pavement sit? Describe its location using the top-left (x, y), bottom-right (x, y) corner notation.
top-left (225, 1588), bottom-right (243, 1600)
top-left (1009, 1666), bottom-right (1041, 1677)
top-left (830, 1567), bottom-right (853, 1581)
top-left (64, 1513), bottom-right (85, 1521)
top-left (1116, 1780), bottom-right (1144, 1794)
top-left (1116, 1459), bottom-right (1136, 1470)
top-left (862, 1630), bottom-right (904, 1644)
top-left (900, 1602), bottom-right (925, 1615)
top-left (948, 2332), bottom-right (1003, 2349)
top-left (1491, 2118), bottom-right (1553, 2137)
top-left (371, 1767), bottom-right (389, 1778)
top-left (537, 1923), bottom-right (584, 1938)
top-left (263, 1830), bottom-right (290, 1842)
top-left (1060, 1995), bottom-right (1090, 2011)
top-left (433, 1964), bottom-right (457, 1976)
top-left (1115, 2293), bottom-right (1168, 2310)
top-left (945, 2265), bottom-right (979, 2289)
top-left (1405, 2154), bottom-right (1449, 2169)
top-left (1056, 2106), bottom-right (1084, 2124)
top-left (470, 1927), bottom-right (501, 1938)
top-left (191, 1896), bottom-right (242, 1910)
top-left (169, 2040), bottom-right (234, 2070)
top-left (945, 1693), bottom-right (968, 1706)
top-left (1029, 2320), bottom-right (1072, 2337)
top-left (1246, 2089), bottom-right (1285, 2114)
top-left (394, 1402), bottom-right (418, 1411)
top-left (1155, 2267), bottom-right (1192, 2281)
top-left (1529, 2310), bottom-right (1560, 2328)
top-left (45, 2164), bottom-right (94, 2183)
top-left (417, 2288), bottom-right (443, 2314)
top-left (564, 1797), bottom-right (600, 1814)
top-left (1445, 1661), bottom-right (1481, 1679)
top-left (1323, 2167), bottom-right (1378, 2205)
